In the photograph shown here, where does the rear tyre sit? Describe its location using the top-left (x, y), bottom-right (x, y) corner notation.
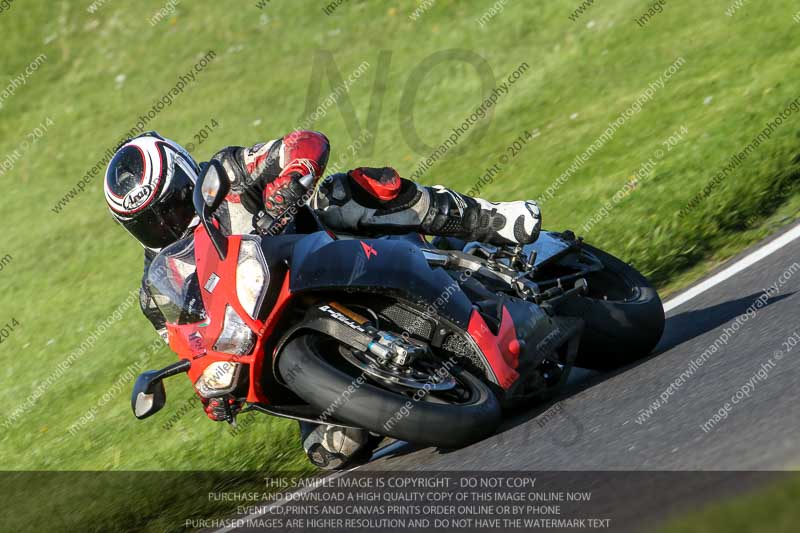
top-left (558, 244), bottom-right (665, 370)
top-left (278, 333), bottom-right (501, 448)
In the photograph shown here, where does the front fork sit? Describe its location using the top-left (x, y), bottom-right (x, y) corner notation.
top-left (316, 303), bottom-right (426, 366)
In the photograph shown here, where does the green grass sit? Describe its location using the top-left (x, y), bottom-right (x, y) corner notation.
top-left (1, 0), bottom-right (800, 530)
top-left (657, 474), bottom-right (800, 533)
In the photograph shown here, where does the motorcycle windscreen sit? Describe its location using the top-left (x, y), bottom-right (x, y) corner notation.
top-left (145, 237), bottom-right (207, 324)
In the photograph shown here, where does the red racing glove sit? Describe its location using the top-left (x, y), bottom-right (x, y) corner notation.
top-left (202, 397), bottom-right (242, 422)
top-left (262, 170), bottom-right (313, 222)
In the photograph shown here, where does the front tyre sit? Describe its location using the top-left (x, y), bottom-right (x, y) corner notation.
top-left (558, 244), bottom-right (665, 370)
top-left (278, 333), bottom-right (501, 448)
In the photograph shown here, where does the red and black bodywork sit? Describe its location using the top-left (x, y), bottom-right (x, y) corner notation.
top-left (130, 160), bottom-right (586, 431)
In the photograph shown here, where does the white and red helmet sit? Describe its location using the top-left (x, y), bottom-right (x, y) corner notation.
top-left (104, 132), bottom-right (200, 249)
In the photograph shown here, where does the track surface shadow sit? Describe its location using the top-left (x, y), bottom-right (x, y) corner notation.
top-left (654, 291), bottom-right (793, 353)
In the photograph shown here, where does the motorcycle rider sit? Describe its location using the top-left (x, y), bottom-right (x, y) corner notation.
top-left (104, 129), bottom-right (542, 469)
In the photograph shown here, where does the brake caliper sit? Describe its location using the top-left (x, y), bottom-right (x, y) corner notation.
top-left (366, 331), bottom-right (425, 367)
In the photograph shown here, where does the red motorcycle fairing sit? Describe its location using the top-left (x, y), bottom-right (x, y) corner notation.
top-left (165, 225), bottom-right (293, 405)
top-left (466, 307), bottom-right (520, 390)
top-left (165, 221), bottom-right (531, 409)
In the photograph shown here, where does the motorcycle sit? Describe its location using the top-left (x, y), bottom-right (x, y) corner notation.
top-left (131, 160), bottom-right (665, 450)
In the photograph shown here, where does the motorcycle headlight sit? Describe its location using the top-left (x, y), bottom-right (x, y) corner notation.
top-left (213, 305), bottom-right (256, 355)
top-left (237, 239), bottom-right (268, 318)
top-left (195, 361), bottom-right (242, 398)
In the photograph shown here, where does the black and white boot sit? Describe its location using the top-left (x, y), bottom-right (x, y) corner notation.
top-left (313, 167), bottom-right (541, 246)
top-left (423, 185), bottom-right (541, 245)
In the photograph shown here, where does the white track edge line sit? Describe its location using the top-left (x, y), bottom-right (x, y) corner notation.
top-left (663, 223), bottom-right (800, 313)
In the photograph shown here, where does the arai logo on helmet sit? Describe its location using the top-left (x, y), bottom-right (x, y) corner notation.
top-left (122, 184), bottom-right (153, 212)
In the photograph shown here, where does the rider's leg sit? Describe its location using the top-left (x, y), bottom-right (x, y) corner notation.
top-left (312, 167), bottom-right (541, 245)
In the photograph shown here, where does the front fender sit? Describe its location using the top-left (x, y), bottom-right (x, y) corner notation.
top-left (525, 231), bottom-right (574, 266)
top-left (462, 230), bottom-right (573, 266)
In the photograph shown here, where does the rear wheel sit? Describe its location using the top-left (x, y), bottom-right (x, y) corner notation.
top-left (278, 333), bottom-right (501, 448)
top-left (557, 244), bottom-right (665, 370)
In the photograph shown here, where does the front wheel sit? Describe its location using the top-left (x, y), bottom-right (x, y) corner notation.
top-left (277, 333), bottom-right (501, 448)
top-left (557, 244), bottom-right (665, 370)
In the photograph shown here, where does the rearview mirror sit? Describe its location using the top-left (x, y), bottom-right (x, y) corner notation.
top-left (199, 160), bottom-right (230, 212)
top-left (131, 371), bottom-right (167, 419)
top-left (130, 359), bottom-right (191, 419)
top-left (193, 159), bottom-right (231, 260)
